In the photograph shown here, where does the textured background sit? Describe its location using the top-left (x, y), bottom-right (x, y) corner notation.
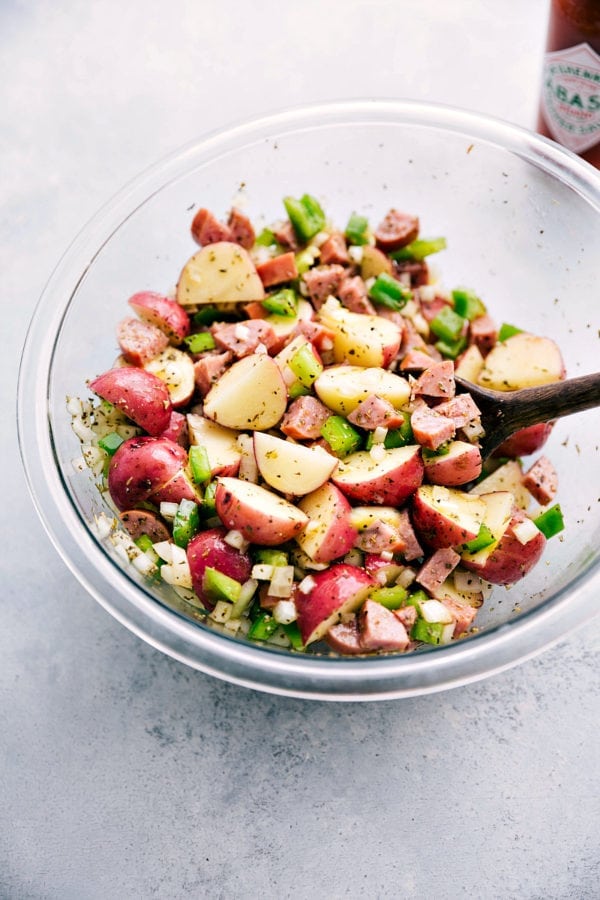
top-left (2, 1), bottom-right (599, 898)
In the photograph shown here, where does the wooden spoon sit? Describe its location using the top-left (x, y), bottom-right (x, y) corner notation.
top-left (454, 372), bottom-right (600, 461)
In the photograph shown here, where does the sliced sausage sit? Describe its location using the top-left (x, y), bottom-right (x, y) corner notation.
top-left (470, 314), bottom-right (498, 356)
top-left (418, 295), bottom-right (453, 324)
top-left (338, 275), bottom-right (376, 315)
top-left (397, 510), bottom-right (424, 561)
top-left (190, 208), bottom-right (233, 246)
top-left (358, 599), bottom-right (410, 652)
top-left (302, 264), bottom-right (346, 308)
top-left (120, 509), bottom-right (171, 544)
top-left (256, 252), bottom-right (298, 287)
top-left (434, 393), bottom-right (481, 429)
top-left (193, 351), bottom-right (232, 396)
top-left (416, 548), bottom-right (461, 597)
top-left (410, 400), bottom-right (455, 450)
top-left (211, 319), bottom-right (278, 357)
top-left (399, 348), bottom-right (439, 372)
top-left (325, 618), bottom-right (365, 655)
top-left (354, 519), bottom-right (406, 555)
top-left (523, 455), bottom-right (558, 506)
top-left (273, 220), bottom-right (299, 251)
top-left (117, 317), bottom-right (169, 366)
top-left (227, 207), bottom-right (255, 250)
top-left (441, 596), bottom-right (476, 637)
top-left (374, 209), bottom-right (419, 252)
top-left (393, 258), bottom-right (429, 287)
top-left (280, 395), bottom-right (331, 440)
top-left (393, 605), bottom-right (417, 630)
top-left (347, 394), bottom-right (406, 430)
top-left (412, 360), bottom-right (456, 400)
top-left (319, 232), bottom-right (350, 266)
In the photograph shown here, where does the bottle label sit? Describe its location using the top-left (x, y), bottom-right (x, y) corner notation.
top-left (541, 42), bottom-right (600, 153)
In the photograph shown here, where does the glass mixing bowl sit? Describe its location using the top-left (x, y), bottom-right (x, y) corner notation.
top-left (18, 100), bottom-right (600, 700)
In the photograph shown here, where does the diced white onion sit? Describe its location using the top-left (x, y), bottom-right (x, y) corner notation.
top-left (71, 456), bottom-right (87, 473)
top-left (209, 600), bottom-right (232, 624)
top-left (224, 529), bottom-right (250, 552)
top-left (380, 550), bottom-right (394, 562)
top-left (396, 567), bottom-right (416, 589)
top-left (512, 518), bottom-right (540, 545)
top-left (347, 245), bottom-right (364, 264)
top-left (364, 276), bottom-right (376, 291)
top-left (343, 549), bottom-right (363, 567)
top-left (160, 560), bottom-right (193, 589)
top-left (268, 565), bottom-right (295, 598)
top-left (453, 570), bottom-right (491, 595)
top-left (418, 285), bottom-right (437, 303)
top-left (369, 443), bottom-right (387, 463)
top-left (439, 622), bottom-right (456, 644)
top-left (66, 396), bottom-right (83, 416)
top-left (266, 627), bottom-right (292, 647)
top-left (372, 426), bottom-right (388, 445)
top-left (170, 544), bottom-right (188, 566)
top-left (412, 312), bottom-right (430, 337)
top-left (310, 230), bottom-right (330, 247)
top-left (230, 578), bottom-right (258, 619)
top-left (93, 513), bottom-right (115, 540)
top-left (152, 541), bottom-right (174, 563)
top-left (234, 323), bottom-right (250, 341)
top-left (420, 599), bottom-right (454, 624)
top-left (255, 342), bottom-right (268, 355)
top-left (320, 337), bottom-right (334, 352)
top-left (273, 599), bottom-right (297, 625)
top-left (71, 418), bottom-right (97, 443)
top-left (375, 570), bottom-right (388, 585)
top-left (159, 502), bottom-right (179, 521)
top-left (132, 553), bottom-right (158, 577)
top-left (251, 564), bottom-right (274, 581)
top-left (298, 574), bottom-right (317, 595)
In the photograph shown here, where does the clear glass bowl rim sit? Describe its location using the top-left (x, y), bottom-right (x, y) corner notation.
top-left (17, 98), bottom-right (600, 701)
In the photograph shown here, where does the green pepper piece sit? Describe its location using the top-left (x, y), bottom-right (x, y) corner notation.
top-left (434, 335), bottom-right (468, 360)
top-left (452, 287), bottom-right (487, 321)
top-left (262, 288), bottom-right (298, 318)
top-left (345, 212), bottom-right (370, 246)
top-left (288, 343), bottom-right (324, 388)
top-left (369, 584), bottom-right (409, 610)
top-left (422, 442), bottom-right (451, 462)
top-left (189, 445), bottom-right (212, 484)
top-left (254, 549), bottom-right (289, 567)
top-left (533, 504), bottom-right (565, 539)
top-left (192, 306), bottom-right (223, 326)
top-left (405, 589), bottom-right (429, 614)
top-left (283, 194), bottom-right (326, 243)
top-left (411, 618), bottom-right (445, 644)
top-left (321, 416), bottom-right (362, 457)
top-left (255, 227), bottom-right (277, 247)
top-left (391, 236), bottom-right (447, 261)
top-left (184, 332), bottom-right (216, 353)
top-left (430, 306), bottom-right (466, 343)
top-left (98, 432), bottom-right (124, 456)
top-left (202, 481), bottom-right (217, 517)
top-left (462, 523), bottom-right (496, 554)
top-left (203, 566), bottom-right (242, 604)
top-left (172, 499), bottom-right (201, 548)
top-left (498, 322), bottom-right (523, 342)
top-left (282, 621), bottom-right (305, 650)
top-left (295, 248), bottom-right (317, 274)
top-left (368, 272), bottom-right (412, 310)
top-left (248, 611), bottom-right (280, 641)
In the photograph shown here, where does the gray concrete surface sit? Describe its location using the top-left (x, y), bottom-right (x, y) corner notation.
top-left (2, 1), bottom-right (598, 897)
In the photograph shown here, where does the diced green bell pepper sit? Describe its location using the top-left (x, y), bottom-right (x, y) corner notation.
top-left (172, 499), bottom-right (201, 548)
top-left (321, 416), bottom-right (362, 457)
top-left (533, 504), bottom-right (565, 539)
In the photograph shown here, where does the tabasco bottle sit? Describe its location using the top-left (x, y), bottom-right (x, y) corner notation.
top-left (537, 0), bottom-right (600, 166)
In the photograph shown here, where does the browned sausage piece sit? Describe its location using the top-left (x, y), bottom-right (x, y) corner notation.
top-left (280, 395), bottom-right (331, 441)
top-left (120, 509), bottom-right (171, 544)
top-left (227, 207), bottom-right (255, 250)
top-left (416, 548), bottom-right (461, 597)
top-left (374, 208), bottom-right (419, 252)
top-left (325, 618), bottom-right (365, 655)
top-left (359, 599), bottom-right (410, 652)
top-left (412, 360), bottom-right (456, 400)
top-left (523, 455), bottom-right (558, 506)
top-left (256, 252), bottom-right (299, 287)
top-left (190, 208), bottom-right (233, 246)
top-left (117, 317), bottom-right (169, 366)
top-left (193, 351), bottom-right (232, 397)
top-left (302, 264), bottom-right (346, 308)
top-left (337, 275), bottom-right (376, 315)
top-left (211, 319), bottom-right (279, 357)
top-left (319, 232), bottom-right (350, 266)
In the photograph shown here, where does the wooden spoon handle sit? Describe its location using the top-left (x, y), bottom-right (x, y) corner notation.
top-left (499, 372), bottom-right (600, 434)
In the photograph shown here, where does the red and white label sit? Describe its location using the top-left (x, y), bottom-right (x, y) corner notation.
top-left (541, 42), bottom-right (600, 154)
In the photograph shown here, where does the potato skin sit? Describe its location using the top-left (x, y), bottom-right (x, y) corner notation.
top-left (107, 436), bottom-right (188, 511)
top-left (186, 528), bottom-right (252, 607)
top-left (90, 367), bottom-right (172, 435)
top-left (461, 508), bottom-right (546, 585)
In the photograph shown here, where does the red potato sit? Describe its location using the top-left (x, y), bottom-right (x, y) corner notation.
top-left (187, 413), bottom-right (241, 477)
top-left (461, 507), bottom-right (546, 585)
top-left (203, 353), bottom-right (287, 431)
top-left (296, 482), bottom-right (357, 563)
top-left (295, 564), bottom-right (376, 645)
top-left (332, 445), bottom-right (424, 506)
top-left (144, 348), bottom-right (195, 408)
top-left (253, 432), bottom-right (338, 496)
top-left (411, 484), bottom-right (487, 549)
top-left (128, 291), bottom-right (191, 345)
top-left (314, 364), bottom-right (410, 416)
top-left (363, 554), bottom-right (405, 585)
top-left (150, 468), bottom-right (199, 506)
top-left (215, 477), bottom-right (308, 546)
top-left (494, 422), bottom-right (554, 458)
top-left (316, 297), bottom-right (402, 369)
top-left (120, 509), bottom-right (171, 544)
top-left (423, 441), bottom-right (482, 486)
top-left (478, 332), bottom-right (565, 391)
top-left (186, 527), bottom-right (252, 608)
top-left (90, 367), bottom-right (172, 436)
top-left (117, 317), bottom-right (169, 365)
top-left (176, 242), bottom-right (265, 307)
top-left (107, 436), bottom-right (189, 510)
top-left (360, 246), bottom-right (392, 279)
top-left (157, 410), bottom-right (189, 448)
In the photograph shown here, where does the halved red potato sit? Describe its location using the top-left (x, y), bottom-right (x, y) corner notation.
top-left (253, 432), bottom-right (338, 496)
top-left (314, 364), bottom-right (410, 416)
top-left (461, 505), bottom-right (546, 585)
top-left (360, 246), bottom-right (393, 279)
top-left (332, 445), bottom-right (424, 506)
top-left (454, 344), bottom-right (485, 383)
top-left (295, 563), bottom-right (376, 646)
top-left (203, 354), bottom-right (287, 431)
top-left (186, 527), bottom-right (252, 608)
top-left (176, 241), bottom-right (265, 307)
top-left (187, 413), bottom-right (241, 477)
top-left (470, 459), bottom-right (530, 510)
top-left (144, 347), bottom-right (195, 408)
top-left (215, 477), bottom-right (308, 545)
top-left (107, 436), bottom-right (188, 510)
top-left (494, 422), bottom-right (554, 458)
top-left (424, 440), bottom-right (482, 486)
top-left (90, 367), bottom-right (172, 436)
top-left (478, 332), bottom-right (565, 391)
top-left (128, 291), bottom-right (191, 345)
top-left (411, 484), bottom-right (486, 548)
top-left (317, 297), bottom-right (402, 368)
top-left (296, 482), bottom-right (357, 563)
